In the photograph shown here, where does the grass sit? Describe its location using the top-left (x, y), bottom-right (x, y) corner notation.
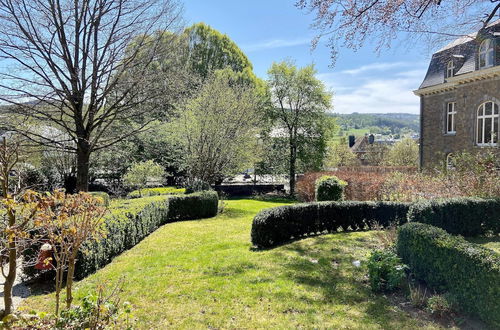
top-left (466, 236), bottom-right (500, 254)
top-left (23, 198), bottom-right (448, 329)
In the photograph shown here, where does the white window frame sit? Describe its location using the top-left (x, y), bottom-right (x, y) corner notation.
top-left (476, 101), bottom-right (499, 146)
top-left (446, 102), bottom-right (456, 134)
top-left (479, 39), bottom-right (494, 69)
top-left (446, 60), bottom-right (455, 78)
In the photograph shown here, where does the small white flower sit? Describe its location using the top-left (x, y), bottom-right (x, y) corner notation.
top-left (309, 258), bottom-right (319, 264)
top-left (352, 260), bottom-right (361, 267)
top-left (41, 243), bottom-right (52, 251)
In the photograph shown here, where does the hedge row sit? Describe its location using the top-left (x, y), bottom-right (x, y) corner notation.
top-left (397, 223), bottom-right (500, 327)
top-left (251, 198), bottom-right (500, 248)
top-left (251, 201), bottom-right (411, 248)
top-left (127, 187), bottom-right (186, 199)
top-left (407, 198), bottom-right (499, 236)
top-left (26, 192), bottom-right (219, 280)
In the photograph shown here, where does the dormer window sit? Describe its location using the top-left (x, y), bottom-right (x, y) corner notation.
top-left (479, 39), bottom-right (494, 69)
top-left (446, 60), bottom-right (455, 78)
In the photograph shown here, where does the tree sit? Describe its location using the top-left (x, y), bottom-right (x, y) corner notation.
top-left (296, 0), bottom-right (500, 64)
top-left (173, 69), bottom-right (263, 184)
top-left (324, 138), bottom-right (359, 168)
top-left (383, 138), bottom-right (419, 166)
top-left (0, 0), bottom-right (183, 191)
top-left (182, 23), bottom-right (254, 81)
top-left (266, 60), bottom-right (332, 196)
top-left (123, 160), bottom-right (165, 194)
top-left (0, 138), bottom-right (41, 316)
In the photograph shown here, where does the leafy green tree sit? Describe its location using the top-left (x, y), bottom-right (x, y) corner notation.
top-left (383, 138), bottom-right (419, 166)
top-left (324, 138), bottom-right (359, 168)
top-left (172, 69), bottom-right (262, 184)
top-left (266, 60), bottom-right (332, 195)
top-left (123, 160), bottom-right (166, 195)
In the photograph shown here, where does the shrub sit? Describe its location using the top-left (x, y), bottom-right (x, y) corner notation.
top-left (89, 191), bottom-right (110, 206)
top-left (367, 249), bottom-right (407, 292)
top-left (184, 178), bottom-right (212, 194)
top-left (315, 175), bottom-right (347, 201)
top-left (397, 222), bottom-right (500, 327)
top-left (127, 187), bottom-right (185, 199)
top-left (251, 201), bottom-right (411, 248)
top-left (167, 191), bottom-right (219, 221)
top-left (426, 295), bottom-right (452, 317)
top-left (406, 198), bottom-right (500, 236)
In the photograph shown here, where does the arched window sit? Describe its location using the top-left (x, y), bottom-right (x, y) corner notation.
top-left (476, 101), bottom-right (499, 146)
top-left (479, 39), bottom-right (494, 69)
top-left (446, 60), bottom-right (455, 78)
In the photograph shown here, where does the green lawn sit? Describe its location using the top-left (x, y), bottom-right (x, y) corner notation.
top-left (23, 199), bottom-right (447, 329)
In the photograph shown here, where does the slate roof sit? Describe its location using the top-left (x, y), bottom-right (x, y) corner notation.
top-left (419, 21), bottom-right (500, 89)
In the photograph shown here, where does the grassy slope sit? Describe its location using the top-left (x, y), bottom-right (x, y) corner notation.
top-left (466, 236), bottom-right (500, 254)
top-left (23, 199), bottom-right (445, 329)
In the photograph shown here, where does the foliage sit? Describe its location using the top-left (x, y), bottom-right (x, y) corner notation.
top-left (22, 199), bottom-right (448, 329)
top-left (251, 200), bottom-right (410, 248)
top-left (381, 151), bottom-right (500, 201)
top-left (128, 187), bottom-right (185, 199)
top-left (2, 284), bottom-right (133, 329)
top-left (408, 284), bottom-right (428, 308)
top-left (323, 138), bottom-right (359, 168)
top-left (167, 191), bottom-right (219, 221)
top-left (367, 249), bottom-right (407, 292)
top-left (426, 295), bottom-right (452, 318)
top-left (36, 190), bottom-right (107, 314)
top-left (383, 138), bottom-right (419, 167)
top-left (266, 60), bottom-right (332, 195)
top-left (331, 113), bottom-right (420, 135)
top-left (184, 178), bottom-right (212, 194)
top-left (89, 192), bottom-right (110, 207)
top-left (397, 222), bottom-right (500, 327)
top-left (296, 170), bottom-right (391, 202)
top-left (172, 69), bottom-right (263, 184)
top-left (315, 175), bottom-right (347, 201)
top-left (123, 160), bottom-right (166, 193)
top-left (407, 198), bottom-right (500, 236)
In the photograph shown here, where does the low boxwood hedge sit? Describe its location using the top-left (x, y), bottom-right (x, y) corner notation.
top-left (407, 198), bottom-right (499, 236)
top-left (167, 191), bottom-right (219, 221)
top-left (397, 222), bottom-right (500, 327)
top-left (251, 201), bottom-right (411, 248)
top-left (127, 187), bottom-right (186, 199)
top-left (89, 191), bottom-right (110, 206)
top-left (315, 175), bottom-right (347, 201)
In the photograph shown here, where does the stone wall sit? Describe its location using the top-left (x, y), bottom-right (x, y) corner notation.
top-left (421, 77), bottom-right (500, 168)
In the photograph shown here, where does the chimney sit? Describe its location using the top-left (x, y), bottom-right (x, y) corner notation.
top-left (368, 134), bottom-right (375, 144)
top-left (348, 135), bottom-right (355, 148)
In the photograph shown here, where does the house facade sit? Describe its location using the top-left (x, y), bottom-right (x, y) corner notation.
top-left (415, 22), bottom-right (500, 169)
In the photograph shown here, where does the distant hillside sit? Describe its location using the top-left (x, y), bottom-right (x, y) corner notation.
top-left (329, 112), bottom-right (420, 138)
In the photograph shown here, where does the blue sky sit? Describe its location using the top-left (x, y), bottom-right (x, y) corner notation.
top-left (183, 0), bottom-right (436, 114)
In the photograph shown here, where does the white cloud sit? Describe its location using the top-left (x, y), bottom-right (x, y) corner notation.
top-left (318, 62), bottom-right (428, 114)
top-left (242, 37), bottom-right (311, 52)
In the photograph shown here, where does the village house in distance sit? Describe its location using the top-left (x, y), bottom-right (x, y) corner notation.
top-left (415, 21), bottom-right (500, 169)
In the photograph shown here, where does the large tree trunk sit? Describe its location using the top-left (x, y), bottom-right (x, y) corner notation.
top-left (289, 138), bottom-right (297, 197)
top-left (76, 140), bottom-right (90, 192)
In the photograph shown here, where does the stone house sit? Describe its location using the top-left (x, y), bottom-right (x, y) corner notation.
top-left (414, 22), bottom-right (500, 169)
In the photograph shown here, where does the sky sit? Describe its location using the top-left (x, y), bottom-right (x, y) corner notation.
top-left (182, 0), bottom-right (437, 114)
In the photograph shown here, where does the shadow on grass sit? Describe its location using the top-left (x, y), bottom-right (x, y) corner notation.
top-left (266, 234), bottom-right (413, 327)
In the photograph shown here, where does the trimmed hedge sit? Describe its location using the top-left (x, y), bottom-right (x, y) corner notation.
top-left (397, 222), bottom-right (500, 327)
top-left (127, 187), bottom-right (186, 199)
top-left (407, 198), bottom-right (500, 236)
top-left (251, 201), bottom-right (410, 248)
top-left (167, 191), bottom-right (219, 221)
top-left (315, 175), bottom-right (347, 202)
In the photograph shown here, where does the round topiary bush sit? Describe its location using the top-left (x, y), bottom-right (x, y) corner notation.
top-left (315, 175), bottom-right (347, 201)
